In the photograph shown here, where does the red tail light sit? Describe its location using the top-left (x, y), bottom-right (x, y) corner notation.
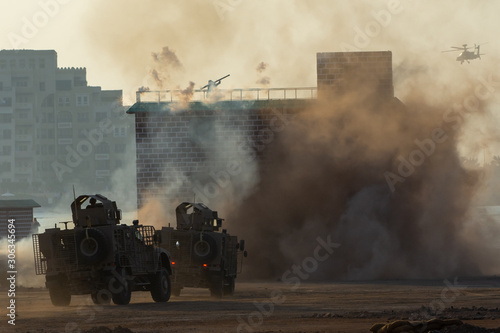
top-left (203, 264), bottom-right (207, 267)
top-left (171, 261), bottom-right (175, 265)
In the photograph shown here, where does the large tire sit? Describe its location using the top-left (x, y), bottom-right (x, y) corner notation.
top-left (76, 228), bottom-right (107, 265)
top-left (192, 233), bottom-right (217, 262)
top-left (150, 268), bottom-right (171, 302)
top-left (111, 268), bottom-right (131, 305)
top-left (49, 286), bottom-right (71, 306)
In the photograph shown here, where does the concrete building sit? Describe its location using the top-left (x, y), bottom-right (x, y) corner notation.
top-left (127, 51), bottom-right (394, 208)
top-left (0, 50), bottom-right (133, 204)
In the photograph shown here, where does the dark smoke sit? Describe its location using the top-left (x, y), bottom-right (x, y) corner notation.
top-left (152, 46), bottom-right (183, 68)
top-left (256, 62), bottom-right (267, 73)
top-left (256, 61), bottom-right (270, 86)
top-left (149, 46), bottom-right (184, 89)
top-left (231, 79), bottom-right (500, 281)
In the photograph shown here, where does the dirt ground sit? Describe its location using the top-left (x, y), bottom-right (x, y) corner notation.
top-left (2, 278), bottom-right (500, 333)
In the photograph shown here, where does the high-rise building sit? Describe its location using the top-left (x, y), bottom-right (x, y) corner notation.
top-left (0, 50), bottom-right (133, 204)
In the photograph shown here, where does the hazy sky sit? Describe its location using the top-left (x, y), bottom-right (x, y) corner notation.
top-left (0, 0), bottom-right (498, 105)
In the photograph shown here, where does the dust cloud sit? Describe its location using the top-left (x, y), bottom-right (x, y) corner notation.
top-left (230, 75), bottom-right (500, 280)
top-left (0, 237), bottom-right (45, 288)
top-left (74, 1), bottom-right (500, 281)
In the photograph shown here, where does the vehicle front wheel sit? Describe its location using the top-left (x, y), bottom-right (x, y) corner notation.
top-left (150, 268), bottom-right (171, 302)
top-left (49, 287), bottom-right (71, 306)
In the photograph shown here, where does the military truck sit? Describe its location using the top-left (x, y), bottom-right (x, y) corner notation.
top-left (32, 194), bottom-right (172, 306)
top-left (157, 202), bottom-right (246, 297)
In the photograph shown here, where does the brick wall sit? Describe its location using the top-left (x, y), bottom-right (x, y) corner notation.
top-left (132, 101), bottom-right (307, 208)
top-left (317, 51), bottom-right (393, 98)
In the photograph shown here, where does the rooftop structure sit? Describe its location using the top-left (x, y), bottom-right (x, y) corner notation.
top-left (127, 51), bottom-right (395, 208)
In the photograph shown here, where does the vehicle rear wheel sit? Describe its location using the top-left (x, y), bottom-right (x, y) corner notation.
top-left (150, 267), bottom-right (171, 302)
top-left (49, 286), bottom-right (71, 306)
top-left (111, 268), bottom-right (131, 305)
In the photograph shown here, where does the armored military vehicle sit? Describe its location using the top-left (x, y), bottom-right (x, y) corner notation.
top-left (157, 202), bottom-right (246, 297)
top-left (32, 194), bottom-right (172, 306)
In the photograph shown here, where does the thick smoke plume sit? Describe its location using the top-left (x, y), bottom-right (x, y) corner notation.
top-left (230, 77), bottom-right (500, 280)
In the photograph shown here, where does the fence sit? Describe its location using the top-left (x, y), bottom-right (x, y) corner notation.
top-left (136, 87), bottom-right (317, 103)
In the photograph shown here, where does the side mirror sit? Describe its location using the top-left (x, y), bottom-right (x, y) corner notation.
top-left (239, 240), bottom-right (245, 252)
top-left (244, 251), bottom-right (248, 258)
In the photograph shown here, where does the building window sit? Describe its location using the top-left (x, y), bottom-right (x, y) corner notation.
top-left (57, 111), bottom-right (72, 123)
top-left (39, 82), bottom-right (45, 91)
top-left (29, 58), bottom-right (35, 69)
top-left (76, 95), bottom-right (89, 106)
top-left (113, 127), bottom-right (127, 137)
top-left (96, 143), bottom-right (109, 154)
top-left (12, 77), bottom-right (28, 87)
top-left (57, 96), bottom-right (71, 107)
top-left (9, 59), bottom-right (16, 69)
top-left (77, 112), bottom-right (89, 122)
top-left (15, 144), bottom-right (28, 152)
top-left (0, 60), bottom-right (6, 69)
top-left (19, 59), bottom-right (26, 68)
top-left (39, 58), bottom-right (45, 69)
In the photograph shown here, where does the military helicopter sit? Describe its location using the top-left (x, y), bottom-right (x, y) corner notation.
top-left (442, 43), bottom-right (486, 64)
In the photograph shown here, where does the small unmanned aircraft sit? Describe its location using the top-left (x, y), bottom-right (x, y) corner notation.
top-left (442, 43), bottom-right (486, 64)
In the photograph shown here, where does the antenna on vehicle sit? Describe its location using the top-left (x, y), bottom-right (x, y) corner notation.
top-left (73, 185), bottom-right (78, 225)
